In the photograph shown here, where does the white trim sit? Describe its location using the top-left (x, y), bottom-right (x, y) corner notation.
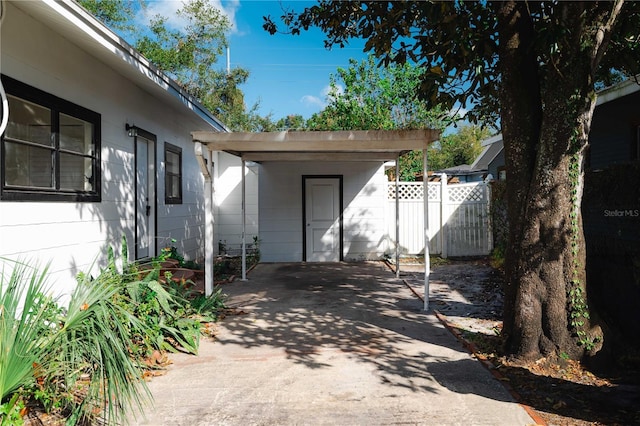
top-left (395, 154), bottom-right (400, 278)
top-left (195, 142), bottom-right (215, 295)
top-left (423, 149), bottom-right (430, 312)
top-left (480, 134), bottom-right (503, 147)
top-left (241, 160), bottom-right (247, 281)
top-left (596, 77), bottom-right (640, 106)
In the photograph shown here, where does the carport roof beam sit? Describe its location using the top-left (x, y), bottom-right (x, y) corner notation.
top-left (192, 129), bottom-right (440, 160)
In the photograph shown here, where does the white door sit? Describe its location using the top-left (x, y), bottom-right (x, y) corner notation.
top-left (305, 178), bottom-right (341, 262)
top-left (136, 135), bottom-right (156, 259)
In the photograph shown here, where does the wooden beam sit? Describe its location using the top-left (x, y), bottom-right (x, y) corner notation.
top-left (240, 152), bottom-right (406, 162)
top-left (192, 129), bottom-right (440, 153)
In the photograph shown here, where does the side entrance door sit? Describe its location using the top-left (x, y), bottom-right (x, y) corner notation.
top-left (135, 132), bottom-right (156, 259)
top-left (304, 176), bottom-right (342, 262)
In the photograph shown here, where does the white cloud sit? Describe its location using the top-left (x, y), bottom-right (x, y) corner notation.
top-left (322, 83), bottom-right (343, 102)
top-left (300, 95), bottom-right (325, 109)
top-left (300, 84), bottom-right (345, 111)
top-left (138, 0), bottom-right (239, 33)
top-left (322, 83), bottom-right (343, 97)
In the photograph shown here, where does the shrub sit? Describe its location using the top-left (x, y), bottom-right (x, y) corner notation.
top-left (1, 239), bottom-right (227, 424)
top-left (0, 258), bottom-right (150, 425)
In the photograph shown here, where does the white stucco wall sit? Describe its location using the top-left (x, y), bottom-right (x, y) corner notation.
top-left (0, 3), bottom-right (217, 299)
top-left (258, 161), bottom-right (391, 262)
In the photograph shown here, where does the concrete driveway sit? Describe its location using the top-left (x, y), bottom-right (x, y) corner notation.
top-left (131, 262), bottom-right (535, 425)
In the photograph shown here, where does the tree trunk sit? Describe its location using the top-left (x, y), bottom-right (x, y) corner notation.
top-left (496, 1), bottom-right (610, 360)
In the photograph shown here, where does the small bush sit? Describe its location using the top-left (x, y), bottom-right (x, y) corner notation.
top-left (1, 238), bottom-right (227, 425)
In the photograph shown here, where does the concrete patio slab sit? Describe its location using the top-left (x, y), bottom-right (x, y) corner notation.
top-left (130, 262), bottom-right (536, 425)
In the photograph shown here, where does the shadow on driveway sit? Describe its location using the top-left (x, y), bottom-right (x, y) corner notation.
top-left (133, 262), bottom-right (535, 425)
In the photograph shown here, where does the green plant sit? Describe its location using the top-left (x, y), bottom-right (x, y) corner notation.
top-left (1, 236), bottom-right (228, 425)
top-left (490, 245), bottom-right (505, 270)
top-left (567, 142), bottom-right (597, 351)
top-left (0, 393), bottom-right (25, 426)
top-left (187, 287), bottom-right (226, 318)
top-left (159, 244), bottom-right (184, 265)
top-left (114, 269), bottom-right (200, 357)
top-left (0, 259), bottom-right (56, 410)
top-left (0, 257), bottom-right (151, 425)
top-left (44, 270), bottom-right (150, 424)
top-left (249, 236), bottom-right (261, 264)
top-left (156, 241), bottom-right (201, 269)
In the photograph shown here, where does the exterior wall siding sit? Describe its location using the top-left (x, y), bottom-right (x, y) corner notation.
top-left (214, 153), bottom-right (259, 251)
top-left (258, 161), bottom-right (389, 262)
top-left (0, 3), bottom-right (216, 299)
top-left (589, 91), bottom-right (640, 170)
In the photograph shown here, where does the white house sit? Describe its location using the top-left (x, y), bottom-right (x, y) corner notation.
top-left (1, 0), bottom-right (439, 306)
top-left (0, 0), bottom-right (233, 299)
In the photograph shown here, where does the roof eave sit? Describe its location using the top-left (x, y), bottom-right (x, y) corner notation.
top-left (15, 0), bottom-right (227, 132)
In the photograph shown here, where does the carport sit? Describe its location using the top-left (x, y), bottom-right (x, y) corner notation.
top-left (192, 129), bottom-right (439, 310)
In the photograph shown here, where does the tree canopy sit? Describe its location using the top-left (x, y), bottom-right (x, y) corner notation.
top-left (431, 125), bottom-right (488, 171)
top-left (78, 0), bottom-right (273, 131)
top-left (265, 2), bottom-right (640, 124)
top-left (306, 55), bottom-right (448, 131)
top-left (304, 55), bottom-right (469, 180)
top-left (265, 1), bottom-right (640, 361)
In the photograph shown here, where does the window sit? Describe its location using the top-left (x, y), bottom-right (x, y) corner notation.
top-left (497, 166), bottom-right (507, 181)
top-left (164, 142), bottom-right (182, 204)
top-left (1, 75), bottom-right (100, 201)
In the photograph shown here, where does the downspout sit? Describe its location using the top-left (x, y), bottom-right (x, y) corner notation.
top-left (194, 142), bottom-right (214, 296)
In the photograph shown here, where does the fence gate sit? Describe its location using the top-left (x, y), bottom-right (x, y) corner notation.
top-left (388, 177), bottom-right (492, 257)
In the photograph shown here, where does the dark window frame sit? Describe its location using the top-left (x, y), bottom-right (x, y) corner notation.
top-left (1, 75), bottom-right (101, 202)
top-left (164, 142), bottom-right (182, 204)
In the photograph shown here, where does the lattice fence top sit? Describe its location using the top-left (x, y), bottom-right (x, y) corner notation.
top-left (448, 184), bottom-right (486, 203)
top-left (388, 182), bottom-right (486, 202)
top-left (388, 182), bottom-right (439, 201)
top-left (427, 185), bottom-right (440, 201)
top-left (388, 182), bottom-right (423, 200)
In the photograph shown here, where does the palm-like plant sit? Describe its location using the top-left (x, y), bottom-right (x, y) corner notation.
top-left (0, 259), bottom-right (151, 424)
top-left (45, 270), bottom-right (151, 424)
top-left (0, 260), bottom-right (54, 415)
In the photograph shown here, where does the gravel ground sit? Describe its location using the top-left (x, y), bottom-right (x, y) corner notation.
top-left (396, 257), bottom-right (640, 426)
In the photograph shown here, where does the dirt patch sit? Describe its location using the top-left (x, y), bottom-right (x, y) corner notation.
top-left (399, 258), bottom-right (640, 426)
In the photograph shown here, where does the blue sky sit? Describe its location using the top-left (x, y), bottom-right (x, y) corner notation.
top-left (229, 1), bottom-right (368, 120)
top-left (141, 0), bottom-right (370, 120)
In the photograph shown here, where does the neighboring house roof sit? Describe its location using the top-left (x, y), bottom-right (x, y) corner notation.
top-left (471, 134), bottom-right (503, 171)
top-left (596, 77), bottom-right (640, 106)
top-left (11, 0), bottom-right (227, 132)
top-left (438, 164), bottom-right (472, 173)
top-left (472, 76), bottom-right (640, 168)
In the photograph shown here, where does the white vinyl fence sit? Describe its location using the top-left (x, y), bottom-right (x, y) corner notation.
top-left (388, 177), bottom-right (492, 257)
